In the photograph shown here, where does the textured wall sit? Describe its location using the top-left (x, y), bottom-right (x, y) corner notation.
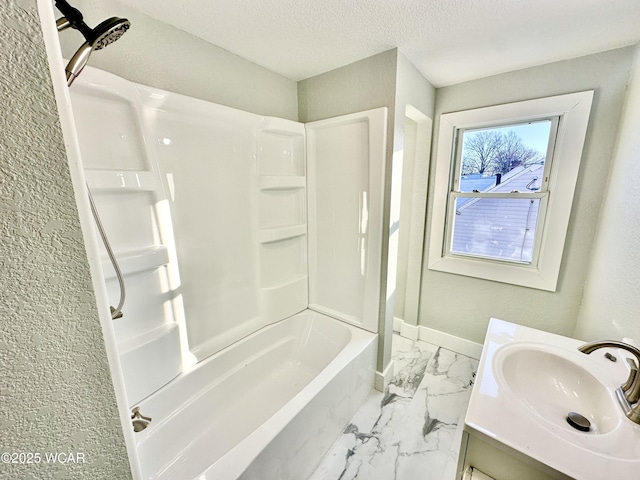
top-left (420, 47), bottom-right (634, 344)
top-left (0, 2), bottom-right (131, 479)
top-left (575, 43), bottom-right (640, 343)
top-left (56, 0), bottom-right (298, 121)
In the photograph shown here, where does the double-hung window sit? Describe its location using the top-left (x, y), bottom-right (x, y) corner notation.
top-left (428, 91), bottom-right (593, 291)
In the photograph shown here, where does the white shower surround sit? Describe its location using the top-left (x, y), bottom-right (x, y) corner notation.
top-left (67, 66), bottom-right (387, 479)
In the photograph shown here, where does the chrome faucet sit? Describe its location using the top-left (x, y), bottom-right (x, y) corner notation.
top-left (578, 340), bottom-right (640, 424)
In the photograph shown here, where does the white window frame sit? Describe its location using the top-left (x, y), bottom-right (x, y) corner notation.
top-left (428, 91), bottom-right (593, 291)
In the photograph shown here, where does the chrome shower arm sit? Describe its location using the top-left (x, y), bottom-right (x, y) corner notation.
top-left (56, 17), bottom-right (71, 31)
top-left (55, 0), bottom-right (93, 39)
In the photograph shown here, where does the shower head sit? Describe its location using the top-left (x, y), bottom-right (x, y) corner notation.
top-left (64, 17), bottom-right (130, 86)
top-left (55, 1), bottom-right (130, 86)
top-left (89, 17), bottom-right (131, 50)
top-left (63, 16), bottom-right (130, 86)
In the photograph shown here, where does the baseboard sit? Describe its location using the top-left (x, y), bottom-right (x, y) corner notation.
top-left (400, 322), bottom-right (419, 341)
top-left (394, 318), bottom-right (483, 360)
top-left (392, 316), bottom-right (403, 333)
top-left (418, 326), bottom-right (483, 359)
top-left (375, 359), bottom-right (395, 392)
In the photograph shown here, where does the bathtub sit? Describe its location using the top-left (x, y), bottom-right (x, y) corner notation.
top-left (133, 309), bottom-right (377, 480)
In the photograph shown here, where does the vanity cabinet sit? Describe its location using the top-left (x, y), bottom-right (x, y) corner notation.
top-left (457, 429), bottom-right (573, 480)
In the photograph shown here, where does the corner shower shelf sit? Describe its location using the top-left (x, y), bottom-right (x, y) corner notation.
top-left (257, 225), bottom-right (306, 243)
top-left (260, 274), bottom-right (308, 320)
top-left (102, 245), bottom-right (169, 279)
top-left (261, 273), bottom-right (307, 291)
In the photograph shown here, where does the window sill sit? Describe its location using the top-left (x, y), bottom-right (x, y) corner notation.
top-left (428, 253), bottom-right (558, 291)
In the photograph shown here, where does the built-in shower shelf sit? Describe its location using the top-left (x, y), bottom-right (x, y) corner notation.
top-left (257, 225), bottom-right (306, 243)
top-left (258, 176), bottom-right (306, 190)
top-left (118, 322), bottom-right (182, 407)
top-left (85, 169), bottom-right (163, 191)
top-left (261, 274), bottom-right (308, 320)
top-left (261, 273), bottom-right (307, 291)
top-left (117, 322), bottom-right (176, 354)
top-left (102, 245), bottom-right (169, 278)
top-left (260, 116), bottom-right (306, 135)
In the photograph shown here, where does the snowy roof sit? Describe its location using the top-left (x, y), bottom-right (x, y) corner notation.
top-left (452, 163), bottom-right (545, 262)
top-left (459, 174), bottom-right (498, 193)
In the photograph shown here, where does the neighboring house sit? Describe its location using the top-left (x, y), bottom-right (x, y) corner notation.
top-left (453, 162), bottom-right (545, 262)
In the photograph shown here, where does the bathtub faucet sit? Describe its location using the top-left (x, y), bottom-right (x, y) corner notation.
top-left (578, 340), bottom-right (640, 424)
top-left (131, 407), bottom-right (152, 432)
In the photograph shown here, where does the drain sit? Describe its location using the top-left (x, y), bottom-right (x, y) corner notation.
top-left (567, 412), bottom-right (591, 432)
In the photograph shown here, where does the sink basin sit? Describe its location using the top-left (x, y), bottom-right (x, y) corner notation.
top-left (494, 343), bottom-right (621, 435)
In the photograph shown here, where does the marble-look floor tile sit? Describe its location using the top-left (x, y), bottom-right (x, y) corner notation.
top-left (310, 335), bottom-right (478, 480)
top-left (309, 389), bottom-right (384, 480)
top-left (387, 335), bottom-right (437, 399)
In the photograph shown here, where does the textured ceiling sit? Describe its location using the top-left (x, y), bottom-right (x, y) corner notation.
top-left (116, 0), bottom-right (640, 86)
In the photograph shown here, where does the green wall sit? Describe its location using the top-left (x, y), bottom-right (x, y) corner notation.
top-left (0, 1), bottom-right (131, 478)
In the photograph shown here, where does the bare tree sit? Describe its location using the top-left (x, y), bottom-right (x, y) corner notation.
top-left (493, 131), bottom-right (543, 174)
top-left (462, 129), bottom-right (545, 176)
top-left (461, 130), bottom-right (503, 174)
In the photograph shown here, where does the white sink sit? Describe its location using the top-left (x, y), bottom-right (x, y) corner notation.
top-left (466, 318), bottom-right (640, 480)
top-left (494, 343), bottom-right (620, 435)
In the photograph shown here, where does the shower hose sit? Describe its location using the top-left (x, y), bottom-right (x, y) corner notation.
top-left (87, 185), bottom-right (125, 319)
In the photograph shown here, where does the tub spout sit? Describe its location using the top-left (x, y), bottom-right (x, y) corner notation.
top-left (131, 407), bottom-right (152, 432)
top-left (133, 419), bottom-right (150, 432)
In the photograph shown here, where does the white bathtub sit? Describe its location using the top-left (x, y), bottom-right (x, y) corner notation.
top-left (134, 310), bottom-right (377, 480)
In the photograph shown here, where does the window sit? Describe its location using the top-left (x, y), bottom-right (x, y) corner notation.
top-left (428, 91), bottom-right (593, 291)
top-left (449, 119), bottom-right (554, 264)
